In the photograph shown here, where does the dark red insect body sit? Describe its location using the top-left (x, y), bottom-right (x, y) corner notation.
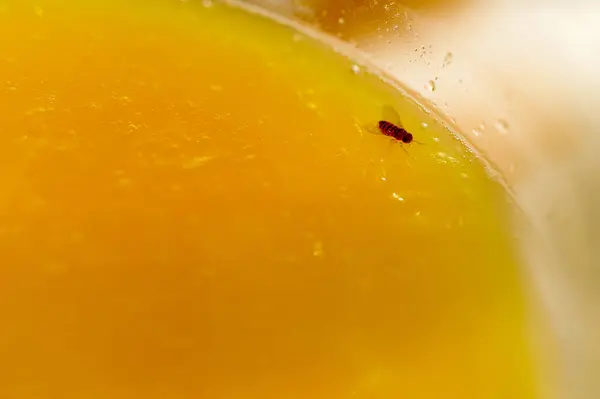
top-left (378, 120), bottom-right (413, 144)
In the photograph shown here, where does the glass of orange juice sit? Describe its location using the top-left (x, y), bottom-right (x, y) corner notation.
top-left (0, 0), bottom-right (544, 398)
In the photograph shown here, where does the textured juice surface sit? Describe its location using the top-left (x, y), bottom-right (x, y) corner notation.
top-left (0, 1), bottom-right (535, 398)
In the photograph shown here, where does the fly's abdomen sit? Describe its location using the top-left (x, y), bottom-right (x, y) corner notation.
top-left (378, 120), bottom-right (405, 139)
top-left (378, 121), bottom-right (397, 137)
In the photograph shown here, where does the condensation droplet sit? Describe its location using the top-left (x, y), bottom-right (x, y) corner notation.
top-left (421, 122), bottom-right (428, 128)
top-left (338, 17), bottom-right (345, 24)
top-left (472, 128), bottom-right (482, 137)
top-left (443, 52), bottom-right (453, 66)
top-left (202, 0), bottom-right (213, 7)
top-left (426, 80), bottom-right (436, 92)
top-left (351, 64), bottom-right (361, 74)
top-left (495, 119), bottom-right (510, 134)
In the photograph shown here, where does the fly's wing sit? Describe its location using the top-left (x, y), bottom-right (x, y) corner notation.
top-left (353, 116), bottom-right (380, 137)
top-left (381, 105), bottom-right (403, 128)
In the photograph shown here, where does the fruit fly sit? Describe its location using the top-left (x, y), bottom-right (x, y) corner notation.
top-left (378, 105), bottom-right (422, 144)
top-left (354, 105), bottom-right (423, 154)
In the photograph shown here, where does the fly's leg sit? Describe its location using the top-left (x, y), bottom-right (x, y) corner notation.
top-left (379, 157), bottom-right (387, 181)
top-left (398, 142), bottom-right (410, 156)
top-left (394, 141), bottom-right (414, 168)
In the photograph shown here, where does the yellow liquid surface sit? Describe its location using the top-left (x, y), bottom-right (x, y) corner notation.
top-left (0, 1), bottom-right (535, 398)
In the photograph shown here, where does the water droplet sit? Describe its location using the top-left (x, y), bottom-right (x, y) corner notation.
top-left (392, 193), bottom-right (404, 202)
top-left (5, 81), bottom-right (18, 91)
top-left (472, 128), bottom-right (482, 137)
top-left (432, 137), bottom-right (439, 142)
top-left (426, 80), bottom-right (436, 91)
top-left (45, 261), bottom-right (68, 274)
top-left (117, 177), bottom-right (133, 187)
top-left (202, 0), bottom-right (213, 7)
top-left (338, 17), bottom-right (345, 24)
top-left (495, 119), bottom-right (509, 134)
top-left (421, 122), bottom-right (428, 128)
top-left (443, 52), bottom-right (453, 66)
top-left (351, 64), bottom-right (361, 74)
top-left (183, 155), bottom-right (215, 169)
top-left (313, 241), bottom-right (324, 257)
top-left (392, 25), bottom-right (399, 31)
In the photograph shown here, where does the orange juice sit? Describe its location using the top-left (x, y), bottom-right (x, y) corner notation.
top-left (0, 1), bottom-right (535, 398)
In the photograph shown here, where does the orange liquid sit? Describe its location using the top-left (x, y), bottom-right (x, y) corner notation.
top-left (0, 1), bottom-right (536, 398)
